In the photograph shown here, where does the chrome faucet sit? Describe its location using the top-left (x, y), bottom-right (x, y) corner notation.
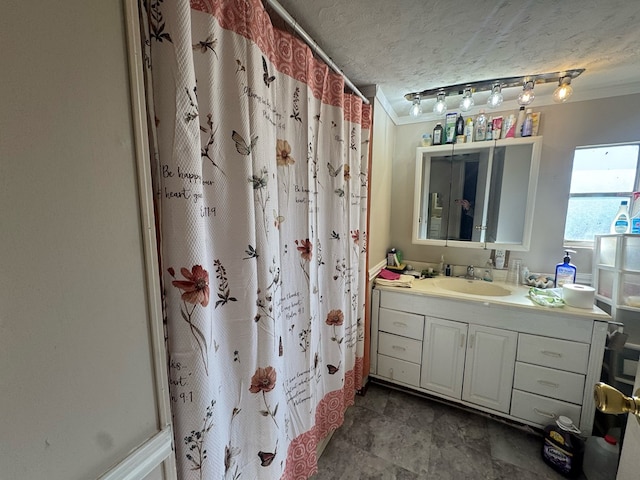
top-left (466, 265), bottom-right (475, 279)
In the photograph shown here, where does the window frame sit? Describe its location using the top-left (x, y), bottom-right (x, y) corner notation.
top-left (563, 141), bottom-right (640, 248)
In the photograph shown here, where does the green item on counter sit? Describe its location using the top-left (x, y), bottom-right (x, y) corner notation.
top-left (529, 287), bottom-right (565, 308)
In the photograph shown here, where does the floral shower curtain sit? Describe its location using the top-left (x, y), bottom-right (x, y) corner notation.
top-left (141, 0), bottom-right (370, 478)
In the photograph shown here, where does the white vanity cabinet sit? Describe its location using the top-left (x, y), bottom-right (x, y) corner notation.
top-left (370, 286), bottom-right (609, 435)
top-left (420, 319), bottom-right (517, 413)
top-left (462, 325), bottom-right (517, 413)
top-left (421, 317), bottom-right (467, 398)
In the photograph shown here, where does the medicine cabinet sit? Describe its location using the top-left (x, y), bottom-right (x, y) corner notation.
top-left (412, 136), bottom-right (542, 250)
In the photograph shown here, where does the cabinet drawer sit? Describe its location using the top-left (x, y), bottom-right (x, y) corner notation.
top-left (517, 334), bottom-right (589, 374)
top-left (514, 362), bottom-right (585, 404)
top-left (511, 389), bottom-right (581, 428)
top-left (379, 308), bottom-right (424, 340)
top-left (376, 354), bottom-right (420, 387)
top-left (378, 332), bottom-right (422, 364)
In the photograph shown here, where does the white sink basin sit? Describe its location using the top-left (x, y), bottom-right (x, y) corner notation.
top-left (435, 277), bottom-right (512, 297)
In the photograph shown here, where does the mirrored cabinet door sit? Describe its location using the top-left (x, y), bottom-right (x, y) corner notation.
top-left (412, 136), bottom-right (541, 251)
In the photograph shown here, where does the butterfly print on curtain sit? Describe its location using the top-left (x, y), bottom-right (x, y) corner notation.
top-left (232, 130), bottom-right (258, 155)
top-left (262, 55), bottom-right (275, 87)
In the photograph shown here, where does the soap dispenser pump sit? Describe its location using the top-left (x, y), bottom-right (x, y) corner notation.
top-left (555, 250), bottom-right (577, 288)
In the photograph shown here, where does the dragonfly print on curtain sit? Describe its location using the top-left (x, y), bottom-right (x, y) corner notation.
top-left (141, 0), bottom-right (371, 478)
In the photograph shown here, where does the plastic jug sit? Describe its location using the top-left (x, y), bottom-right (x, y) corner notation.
top-left (541, 416), bottom-right (584, 478)
top-left (582, 435), bottom-right (619, 480)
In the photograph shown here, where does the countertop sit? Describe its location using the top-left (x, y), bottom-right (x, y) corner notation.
top-left (374, 276), bottom-right (611, 321)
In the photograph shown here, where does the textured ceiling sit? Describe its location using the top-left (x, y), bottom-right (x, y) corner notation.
top-left (272, 0), bottom-right (640, 121)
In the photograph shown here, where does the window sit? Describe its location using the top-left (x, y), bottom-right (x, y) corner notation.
top-left (564, 143), bottom-right (640, 244)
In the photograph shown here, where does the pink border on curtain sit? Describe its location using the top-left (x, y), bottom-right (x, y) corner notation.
top-left (190, 0), bottom-right (371, 128)
top-left (281, 357), bottom-right (363, 480)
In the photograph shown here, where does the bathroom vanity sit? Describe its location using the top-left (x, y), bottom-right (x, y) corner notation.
top-left (370, 278), bottom-right (610, 435)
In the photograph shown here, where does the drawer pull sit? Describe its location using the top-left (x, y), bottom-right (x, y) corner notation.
top-left (391, 345), bottom-right (407, 351)
top-left (533, 407), bottom-right (556, 419)
top-left (388, 368), bottom-right (394, 379)
top-left (541, 350), bottom-right (562, 358)
top-left (393, 321), bottom-right (408, 328)
top-left (460, 333), bottom-right (466, 349)
top-left (537, 380), bottom-right (559, 389)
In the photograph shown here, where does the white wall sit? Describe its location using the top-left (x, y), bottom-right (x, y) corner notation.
top-left (0, 1), bottom-right (165, 479)
top-left (367, 96), bottom-right (395, 268)
top-left (390, 94), bottom-right (640, 276)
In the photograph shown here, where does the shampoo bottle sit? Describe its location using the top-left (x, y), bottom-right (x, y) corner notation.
top-left (555, 250), bottom-right (577, 288)
top-left (610, 200), bottom-right (630, 233)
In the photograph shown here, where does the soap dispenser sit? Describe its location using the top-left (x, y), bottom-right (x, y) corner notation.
top-left (555, 250), bottom-right (577, 288)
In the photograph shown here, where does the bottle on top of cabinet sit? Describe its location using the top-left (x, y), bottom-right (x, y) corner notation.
top-left (486, 116), bottom-right (493, 141)
top-left (515, 106), bottom-right (526, 137)
top-left (475, 110), bottom-right (487, 141)
top-left (464, 117), bottom-right (474, 142)
top-left (521, 108), bottom-right (534, 137)
top-left (432, 122), bottom-right (443, 145)
top-left (455, 114), bottom-right (465, 138)
top-left (445, 113), bottom-right (457, 144)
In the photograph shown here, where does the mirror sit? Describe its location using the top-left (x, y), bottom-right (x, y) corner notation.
top-left (413, 137), bottom-right (541, 250)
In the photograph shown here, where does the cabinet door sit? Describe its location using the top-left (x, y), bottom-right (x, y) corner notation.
top-left (462, 325), bottom-right (517, 413)
top-left (421, 317), bottom-right (468, 399)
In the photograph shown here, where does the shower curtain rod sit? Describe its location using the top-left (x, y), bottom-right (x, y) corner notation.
top-left (265, 0), bottom-right (370, 104)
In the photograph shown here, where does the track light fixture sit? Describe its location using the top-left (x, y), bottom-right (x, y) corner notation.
top-left (553, 76), bottom-right (574, 103)
top-left (517, 80), bottom-right (535, 106)
top-left (459, 88), bottom-right (474, 112)
top-left (404, 69), bottom-right (584, 115)
top-left (432, 91), bottom-right (447, 116)
top-left (487, 83), bottom-right (504, 108)
top-left (409, 94), bottom-right (422, 117)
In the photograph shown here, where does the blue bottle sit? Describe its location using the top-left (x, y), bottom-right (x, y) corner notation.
top-left (555, 250), bottom-right (577, 288)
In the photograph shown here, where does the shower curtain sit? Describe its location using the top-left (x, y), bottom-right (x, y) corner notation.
top-left (141, 0), bottom-right (370, 478)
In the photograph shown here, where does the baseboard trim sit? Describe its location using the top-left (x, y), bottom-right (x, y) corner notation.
top-left (97, 427), bottom-right (174, 480)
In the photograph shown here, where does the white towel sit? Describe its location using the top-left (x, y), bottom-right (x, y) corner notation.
top-left (375, 274), bottom-right (414, 288)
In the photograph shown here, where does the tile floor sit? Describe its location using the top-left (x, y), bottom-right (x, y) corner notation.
top-left (312, 381), bottom-right (585, 479)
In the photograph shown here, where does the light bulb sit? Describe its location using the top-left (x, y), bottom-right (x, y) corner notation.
top-left (487, 83), bottom-right (503, 108)
top-left (517, 81), bottom-right (535, 106)
top-left (433, 92), bottom-right (447, 116)
top-left (553, 77), bottom-right (573, 103)
top-left (409, 95), bottom-right (422, 117)
top-left (459, 88), bottom-right (474, 112)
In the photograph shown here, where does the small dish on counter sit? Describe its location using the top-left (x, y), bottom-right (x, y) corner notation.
top-left (525, 273), bottom-right (554, 289)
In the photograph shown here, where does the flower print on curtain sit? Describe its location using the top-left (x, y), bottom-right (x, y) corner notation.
top-left (141, 0), bottom-right (371, 478)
